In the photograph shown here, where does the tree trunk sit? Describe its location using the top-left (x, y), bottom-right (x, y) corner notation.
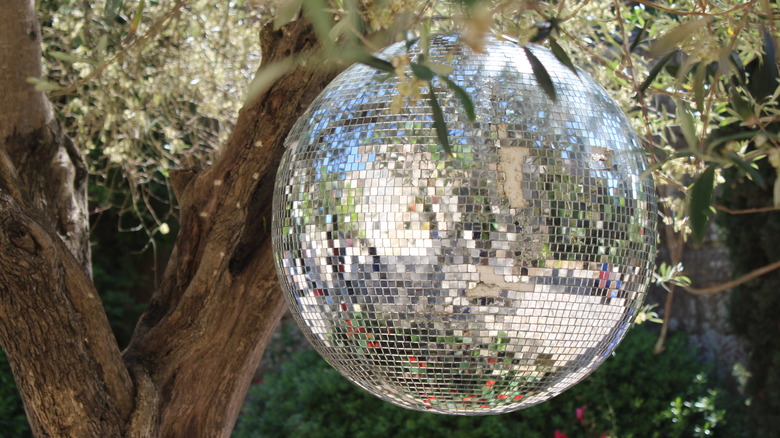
top-left (0, 1), bottom-right (132, 435)
top-left (122, 21), bottom-right (339, 435)
top-left (0, 2), bottom-right (340, 436)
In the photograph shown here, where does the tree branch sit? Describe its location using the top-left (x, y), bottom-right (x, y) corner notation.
top-left (714, 203), bottom-right (780, 215)
top-left (122, 19), bottom-right (343, 437)
top-left (683, 258), bottom-right (780, 296)
top-left (0, 1), bottom-right (133, 435)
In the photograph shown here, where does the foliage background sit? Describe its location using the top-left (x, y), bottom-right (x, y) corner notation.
top-left (4, 0), bottom-right (780, 435)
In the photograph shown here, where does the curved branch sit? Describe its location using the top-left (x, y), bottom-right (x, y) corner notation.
top-left (684, 259), bottom-right (780, 295)
top-left (122, 19), bottom-right (344, 437)
top-left (714, 203), bottom-right (780, 215)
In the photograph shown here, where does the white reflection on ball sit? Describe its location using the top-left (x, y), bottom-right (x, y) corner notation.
top-left (272, 35), bottom-right (657, 415)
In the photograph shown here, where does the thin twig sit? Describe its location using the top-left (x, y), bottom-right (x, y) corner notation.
top-left (684, 259), bottom-right (780, 295)
top-left (633, 0), bottom-right (754, 17)
top-left (612, 0), bottom-right (654, 143)
top-left (655, 188), bottom-right (685, 354)
top-left (698, 4), bottom-right (752, 149)
top-left (713, 204), bottom-right (780, 215)
top-left (559, 27), bottom-right (689, 101)
top-left (561, 0), bottom-right (591, 22)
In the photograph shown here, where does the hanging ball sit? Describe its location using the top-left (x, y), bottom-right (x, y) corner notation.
top-left (271, 35), bottom-right (657, 415)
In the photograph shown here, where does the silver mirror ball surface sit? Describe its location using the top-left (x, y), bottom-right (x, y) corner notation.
top-left (272, 34), bottom-right (657, 415)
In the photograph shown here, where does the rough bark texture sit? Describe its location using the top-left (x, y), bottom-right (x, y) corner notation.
top-left (0, 0), bottom-right (90, 269)
top-left (0, 1), bottom-right (131, 436)
top-left (0, 2), bottom-right (338, 435)
top-left (122, 20), bottom-right (339, 436)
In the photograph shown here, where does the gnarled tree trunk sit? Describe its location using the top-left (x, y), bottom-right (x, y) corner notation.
top-left (0, 1), bottom-right (338, 435)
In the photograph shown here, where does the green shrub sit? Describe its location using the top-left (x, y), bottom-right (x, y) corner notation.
top-left (235, 326), bottom-right (744, 438)
top-left (0, 350), bottom-right (31, 437)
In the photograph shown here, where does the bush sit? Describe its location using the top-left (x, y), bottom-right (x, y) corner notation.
top-left (0, 350), bottom-right (31, 437)
top-left (235, 326), bottom-right (744, 438)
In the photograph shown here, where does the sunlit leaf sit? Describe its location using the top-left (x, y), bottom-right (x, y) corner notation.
top-left (329, 18), bottom-right (351, 42)
top-left (676, 100), bottom-right (698, 149)
top-left (648, 18), bottom-right (709, 57)
top-left (129, 0), bottom-right (145, 35)
top-left (549, 38), bottom-right (578, 77)
top-left (274, 0), bottom-right (303, 30)
top-left (302, 0), bottom-right (332, 46)
top-left (420, 21), bottom-right (431, 58)
top-left (423, 61), bottom-right (453, 76)
top-left (689, 165), bottom-right (716, 245)
top-left (26, 77), bottom-right (62, 92)
top-left (774, 177), bottom-right (780, 208)
top-left (727, 152), bottom-right (766, 188)
top-left (523, 46), bottom-right (555, 101)
top-left (437, 74), bottom-right (475, 121)
top-left (105, 0), bottom-right (123, 19)
top-left (48, 51), bottom-right (97, 65)
top-left (639, 50), bottom-right (676, 94)
top-left (243, 57), bottom-right (295, 103)
top-left (428, 85), bottom-right (451, 156)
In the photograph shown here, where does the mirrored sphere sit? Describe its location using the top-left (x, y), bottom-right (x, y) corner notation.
top-left (272, 35), bottom-right (657, 415)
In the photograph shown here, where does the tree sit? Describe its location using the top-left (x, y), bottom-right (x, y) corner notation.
top-left (0, 0), bottom-right (340, 435)
top-left (1, 0), bottom-right (778, 436)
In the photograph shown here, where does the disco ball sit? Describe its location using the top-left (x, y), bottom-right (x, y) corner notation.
top-left (271, 34), bottom-right (657, 415)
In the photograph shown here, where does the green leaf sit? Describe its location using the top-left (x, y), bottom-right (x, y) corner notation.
top-left (302, 0), bottom-right (332, 46)
top-left (693, 63), bottom-right (706, 113)
top-left (774, 176), bottom-right (780, 208)
top-left (243, 57), bottom-right (295, 103)
top-left (105, 0), bottom-right (124, 19)
top-left (355, 53), bottom-right (394, 73)
top-left (727, 152), bottom-right (766, 188)
top-left (423, 61), bottom-right (454, 76)
top-left (427, 84), bottom-right (451, 156)
top-left (549, 38), bottom-right (578, 77)
top-left (523, 46), bottom-right (556, 101)
top-left (48, 51), bottom-right (97, 65)
top-left (26, 77), bottom-right (61, 92)
top-left (411, 63), bottom-right (434, 81)
top-left (675, 100), bottom-right (698, 149)
top-left (689, 165), bottom-right (716, 245)
top-left (438, 74), bottom-right (475, 122)
top-left (639, 50), bottom-right (676, 94)
top-left (729, 86), bottom-right (754, 121)
top-left (130, 0), bottom-right (145, 33)
top-left (708, 130), bottom-right (780, 150)
top-left (274, 0), bottom-right (303, 30)
top-left (629, 19), bottom-right (651, 54)
top-left (749, 27), bottom-right (778, 102)
top-left (648, 18), bottom-right (709, 57)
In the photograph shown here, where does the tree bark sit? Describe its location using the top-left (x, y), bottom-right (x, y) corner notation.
top-left (121, 20), bottom-right (340, 437)
top-left (0, 0), bottom-right (91, 269)
top-left (0, 1), bottom-right (132, 435)
top-left (2, 2), bottom-right (340, 434)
